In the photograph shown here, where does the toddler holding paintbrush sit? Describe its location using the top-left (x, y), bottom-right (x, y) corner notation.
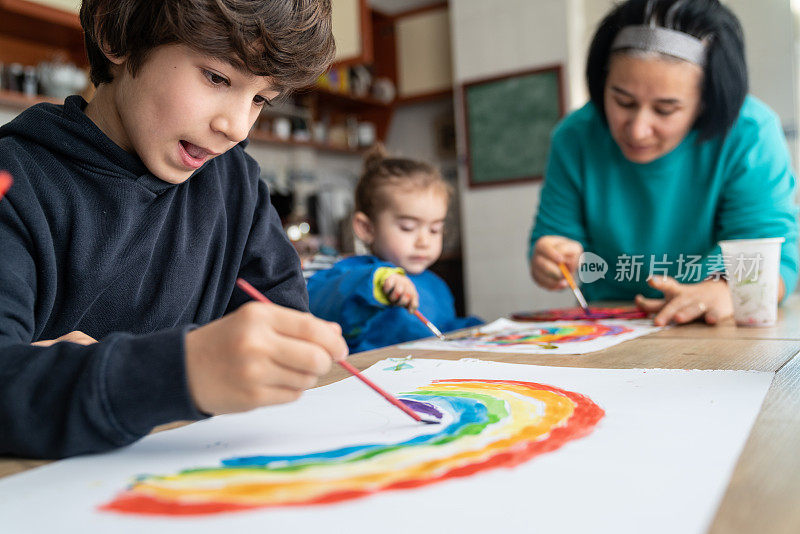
top-left (308, 145), bottom-right (482, 352)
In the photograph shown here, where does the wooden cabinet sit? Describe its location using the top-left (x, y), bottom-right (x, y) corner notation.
top-left (250, 1), bottom-right (397, 153)
top-left (395, 6), bottom-right (452, 101)
top-left (0, 0), bottom-right (85, 67)
top-left (331, 0), bottom-right (372, 66)
top-left (0, 0), bottom-right (84, 113)
top-left (22, 0), bottom-right (78, 12)
top-left (246, 3), bottom-right (456, 152)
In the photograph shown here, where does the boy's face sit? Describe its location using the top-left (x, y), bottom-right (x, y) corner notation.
top-left (89, 44), bottom-right (279, 184)
top-left (363, 184), bottom-right (448, 275)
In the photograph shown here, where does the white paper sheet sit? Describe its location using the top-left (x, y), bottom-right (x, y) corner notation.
top-left (0, 358), bottom-right (771, 534)
top-left (401, 318), bottom-right (662, 354)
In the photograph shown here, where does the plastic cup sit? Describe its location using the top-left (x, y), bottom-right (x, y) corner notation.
top-left (718, 237), bottom-right (784, 326)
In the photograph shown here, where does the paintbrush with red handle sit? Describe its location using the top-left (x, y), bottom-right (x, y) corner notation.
top-left (235, 278), bottom-right (438, 424)
top-left (393, 290), bottom-right (446, 341)
top-left (410, 308), bottom-right (446, 341)
top-left (0, 171), bottom-right (13, 201)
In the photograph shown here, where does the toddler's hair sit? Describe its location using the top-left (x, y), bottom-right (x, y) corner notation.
top-left (80, 0), bottom-right (335, 96)
top-left (355, 144), bottom-right (451, 219)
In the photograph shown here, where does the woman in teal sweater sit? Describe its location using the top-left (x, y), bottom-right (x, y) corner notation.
top-left (529, 0), bottom-right (798, 326)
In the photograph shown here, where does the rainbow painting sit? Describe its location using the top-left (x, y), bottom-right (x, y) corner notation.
top-left (401, 318), bottom-right (662, 354)
top-left (457, 323), bottom-right (632, 345)
top-left (101, 378), bottom-right (604, 516)
top-left (0, 358), bottom-right (776, 533)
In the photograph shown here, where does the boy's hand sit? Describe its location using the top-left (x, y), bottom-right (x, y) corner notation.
top-left (635, 276), bottom-right (734, 326)
top-left (184, 301), bottom-right (348, 415)
top-left (33, 331), bottom-right (98, 347)
top-left (382, 273), bottom-right (419, 310)
top-left (530, 235), bottom-right (584, 290)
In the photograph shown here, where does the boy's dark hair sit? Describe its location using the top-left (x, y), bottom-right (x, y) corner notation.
top-left (80, 0), bottom-right (335, 95)
top-left (586, 0), bottom-right (747, 141)
top-left (355, 144), bottom-right (451, 220)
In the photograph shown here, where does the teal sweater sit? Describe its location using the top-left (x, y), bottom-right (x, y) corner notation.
top-left (530, 96), bottom-right (799, 301)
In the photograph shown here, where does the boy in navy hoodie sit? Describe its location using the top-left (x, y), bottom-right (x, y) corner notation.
top-left (0, 0), bottom-right (347, 458)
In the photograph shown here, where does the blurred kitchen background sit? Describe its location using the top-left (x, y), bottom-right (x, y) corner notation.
top-left (1, 0), bottom-right (798, 318)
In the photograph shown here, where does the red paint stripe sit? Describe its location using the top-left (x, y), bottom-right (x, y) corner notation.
top-left (0, 171), bottom-right (12, 200)
top-left (100, 495), bottom-right (259, 515)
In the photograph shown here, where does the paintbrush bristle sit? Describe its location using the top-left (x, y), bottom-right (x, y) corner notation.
top-left (419, 415), bottom-right (441, 424)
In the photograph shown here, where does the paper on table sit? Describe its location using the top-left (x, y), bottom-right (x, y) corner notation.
top-left (0, 358), bottom-right (771, 534)
top-left (401, 318), bottom-right (662, 354)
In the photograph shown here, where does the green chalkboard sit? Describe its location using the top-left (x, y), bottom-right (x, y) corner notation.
top-left (462, 65), bottom-right (563, 187)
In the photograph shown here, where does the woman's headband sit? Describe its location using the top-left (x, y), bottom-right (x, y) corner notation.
top-left (611, 25), bottom-right (707, 67)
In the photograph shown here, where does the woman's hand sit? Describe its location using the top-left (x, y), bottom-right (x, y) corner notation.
top-left (382, 273), bottom-right (419, 310)
top-left (635, 276), bottom-right (733, 326)
top-left (33, 331), bottom-right (98, 347)
top-left (530, 235), bottom-right (584, 290)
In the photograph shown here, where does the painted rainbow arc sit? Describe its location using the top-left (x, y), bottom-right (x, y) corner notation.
top-left (102, 379), bottom-right (605, 516)
top-left (456, 323), bottom-right (633, 347)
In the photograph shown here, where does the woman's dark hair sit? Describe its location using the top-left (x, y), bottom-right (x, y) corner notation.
top-left (80, 0), bottom-right (335, 95)
top-left (355, 144), bottom-right (451, 220)
top-left (586, 0), bottom-right (747, 140)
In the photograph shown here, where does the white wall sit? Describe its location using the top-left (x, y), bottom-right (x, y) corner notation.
top-left (385, 98), bottom-right (455, 165)
top-left (727, 0), bottom-right (798, 162)
top-left (0, 109), bottom-right (18, 126)
top-left (450, 0), bottom-right (576, 320)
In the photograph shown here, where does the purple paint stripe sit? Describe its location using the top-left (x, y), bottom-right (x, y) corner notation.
top-left (400, 399), bottom-right (443, 419)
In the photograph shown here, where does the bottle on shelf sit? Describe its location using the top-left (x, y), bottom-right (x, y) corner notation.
top-left (22, 67), bottom-right (38, 97)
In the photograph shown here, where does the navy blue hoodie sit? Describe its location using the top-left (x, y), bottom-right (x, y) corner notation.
top-left (0, 96), bottom-right (307, 458)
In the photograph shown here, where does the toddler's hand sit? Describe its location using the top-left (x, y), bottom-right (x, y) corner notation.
top-left (33, 330), bottom-right (98, 347)
top-left (382, 273), bottom-right (419, 310)
top-left (184, 301), bottom-right (348, 415)
top-left (530, 235), bottom-right (584, 290)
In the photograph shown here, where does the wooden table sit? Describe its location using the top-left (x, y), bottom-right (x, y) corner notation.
top-left (2, 296), bottom-right (799, 533)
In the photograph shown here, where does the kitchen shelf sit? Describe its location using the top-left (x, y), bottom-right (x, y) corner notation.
top-left (0, 89), bottom-right (61, 110)
top-left (0, 0), bottom-right (86, 67)
top-left (247, 129), bottom-right (365, 155)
